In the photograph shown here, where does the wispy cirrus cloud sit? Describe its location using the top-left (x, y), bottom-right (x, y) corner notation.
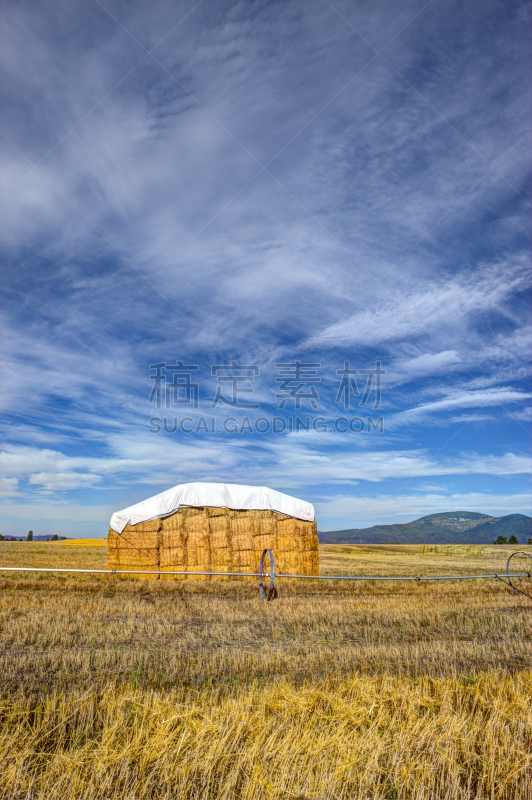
top-left (1, 0), bottom-right (530, 533)
top-left (388, 388), bottom-right (532, 428)
top-left (317, 491), bottom-right (532, 529)
top-left (306, 258), bottom-right (530, 350)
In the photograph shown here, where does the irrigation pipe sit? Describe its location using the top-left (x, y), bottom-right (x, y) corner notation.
top-left (0, 549), bottom-right (530, 600)
top-left (0, 568), bottom-right (527, 579)
top-left (0, 567), bottom-right (267, 576)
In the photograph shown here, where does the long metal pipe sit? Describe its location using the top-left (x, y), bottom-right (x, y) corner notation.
top-left (275, 572), bottom-right (525, 581)
top-left (0, 566), bottom-right (527, 580)
top-left (0, 567), bottom-right (264, 576)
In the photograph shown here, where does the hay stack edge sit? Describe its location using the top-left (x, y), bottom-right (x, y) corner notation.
top-left (108, 482), bottom-right (319, 579)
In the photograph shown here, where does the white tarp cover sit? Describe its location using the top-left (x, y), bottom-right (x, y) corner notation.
top-left (110, 482), bottom-right (315, 533)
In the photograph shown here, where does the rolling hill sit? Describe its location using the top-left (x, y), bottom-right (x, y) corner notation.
top-left (320, 511), bottom-right (532, 545)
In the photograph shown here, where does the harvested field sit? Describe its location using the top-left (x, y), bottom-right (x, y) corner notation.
top-left (0, 541), bottom-right (530, 799)
top-left (60, 538), bottom-right (107, 546)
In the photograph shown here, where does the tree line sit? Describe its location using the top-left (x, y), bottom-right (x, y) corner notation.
top-left (493, 534), bottom-right (532, 545)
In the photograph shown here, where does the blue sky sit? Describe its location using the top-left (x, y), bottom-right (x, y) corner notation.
top-left (1, 0), bottom-right (530, 537)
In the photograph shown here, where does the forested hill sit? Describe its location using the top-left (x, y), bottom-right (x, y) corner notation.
top-left (320, 512), bottom-right (532, 544)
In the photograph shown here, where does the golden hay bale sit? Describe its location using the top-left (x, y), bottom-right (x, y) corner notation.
top-left (233, 549), bottom-right (255, 576)
top-left (160, 513), bottom-right (182, 532)
top-left (187, 541), bottom-right (210, 563)
top-left (232, 533), bottom-right (253, 551)
top-left (229, 514), bottom-right (250, 533)
top-left (230, 516), bottom-right (253, 551)
top-left (188, 563), bottom-right (211, 581)
top-left (108, 548), bottom-right (159, 567)
top-left (254, 533), bottom-right (275, 553)
top-left (108, 547), bottom-right (160, 581)
top-left (116, 519), bottom-right (161, 533)
top-left (301, 550), bottom-right (316, 574)
top-left (159, 530), bottom-right (187, 550)
top-left (296, 518), bottom-right (311, 538)
top-left (210, 532), bottom-right (233, 553)
top-left (211, 548), bottom-right (232, 579)
top-left (159, 550), bottom-right (187, 580)
top-left (211, 547), bottom-right (232, 567)
top-left (108, 526), bottom-right (160, 550)
top-left (159, 546), bottom-right (186, 569)
top-left (275, 550), bottom-right (302, 575)
top-left (208, 513), bottom-right (229, 529)
top-left (274, 532), bottom-right (294, 552)
top-left (208, 514), bottom-right (231, 550)
top-left (277, 516), bottom-right (297, 534)
top-left (257, 516), bottom-right (276, 537)
top-left (206, 506), bottom-right (227, 517)
top-left (298, 532), bottom-right (316, 552)
top-left (184, 509), bottom-right (208, 534)
top-left (184, 507), bottom-right (205, 518)
top-left (210, 531), bottom-right (230, 551)
top-left (238, 508), bottom-right (264, 519)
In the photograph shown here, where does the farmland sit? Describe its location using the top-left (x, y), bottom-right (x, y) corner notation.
top-left (0, 541), bottom-right (531, 799)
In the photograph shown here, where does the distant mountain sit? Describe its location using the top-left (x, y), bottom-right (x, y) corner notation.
top-left (0, 535), bottom-right (70, 541)
top-left (320, 512), bottom-right (532, 545)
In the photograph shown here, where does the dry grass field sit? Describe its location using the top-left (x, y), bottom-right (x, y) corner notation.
top-left (59, 538), bottom-right (107, 546)
top-left (0, 541), bottom-right (530, 799)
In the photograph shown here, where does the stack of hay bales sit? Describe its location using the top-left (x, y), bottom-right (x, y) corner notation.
top-left (108, 520), bottom-right (161, 577)
top-left (108, 483), bottom-right (318, 580)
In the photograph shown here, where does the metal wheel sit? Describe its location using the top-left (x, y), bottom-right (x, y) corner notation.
top-left (506, 551), bottom-right (532, 599)
top-left (259, 549), bottom-right (277, 600)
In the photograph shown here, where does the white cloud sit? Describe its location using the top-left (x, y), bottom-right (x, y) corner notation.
top-left (0, 477), bottom-right (19, 498)
top-left (388, 389), bottom-right (531, 428)
top-left (413, 483), bottom-right (449, 492)
top-left (317, 492), bottom-right (532, 528)
top-left (406, 389), bottom-right (531, 414)
top-left (393, 350), bottom-right (462, 379)
top-left (260, 438), bottom-right (531, 484)
top-left (1, 436), bottom-right (530, 507)
top-left (306, 259), bottom-right (530, 349)
top-left (449, 414), bottom-right (496, 423)
top-left (506, 407), bottom-right (532, 422)
top-left (28, 471), bottom-right (102, 491)
top-left (1, 503), bottom-right (113, 522)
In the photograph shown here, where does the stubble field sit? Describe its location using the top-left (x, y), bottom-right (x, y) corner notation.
top-left (0, 541), bottom-right (530, 799)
